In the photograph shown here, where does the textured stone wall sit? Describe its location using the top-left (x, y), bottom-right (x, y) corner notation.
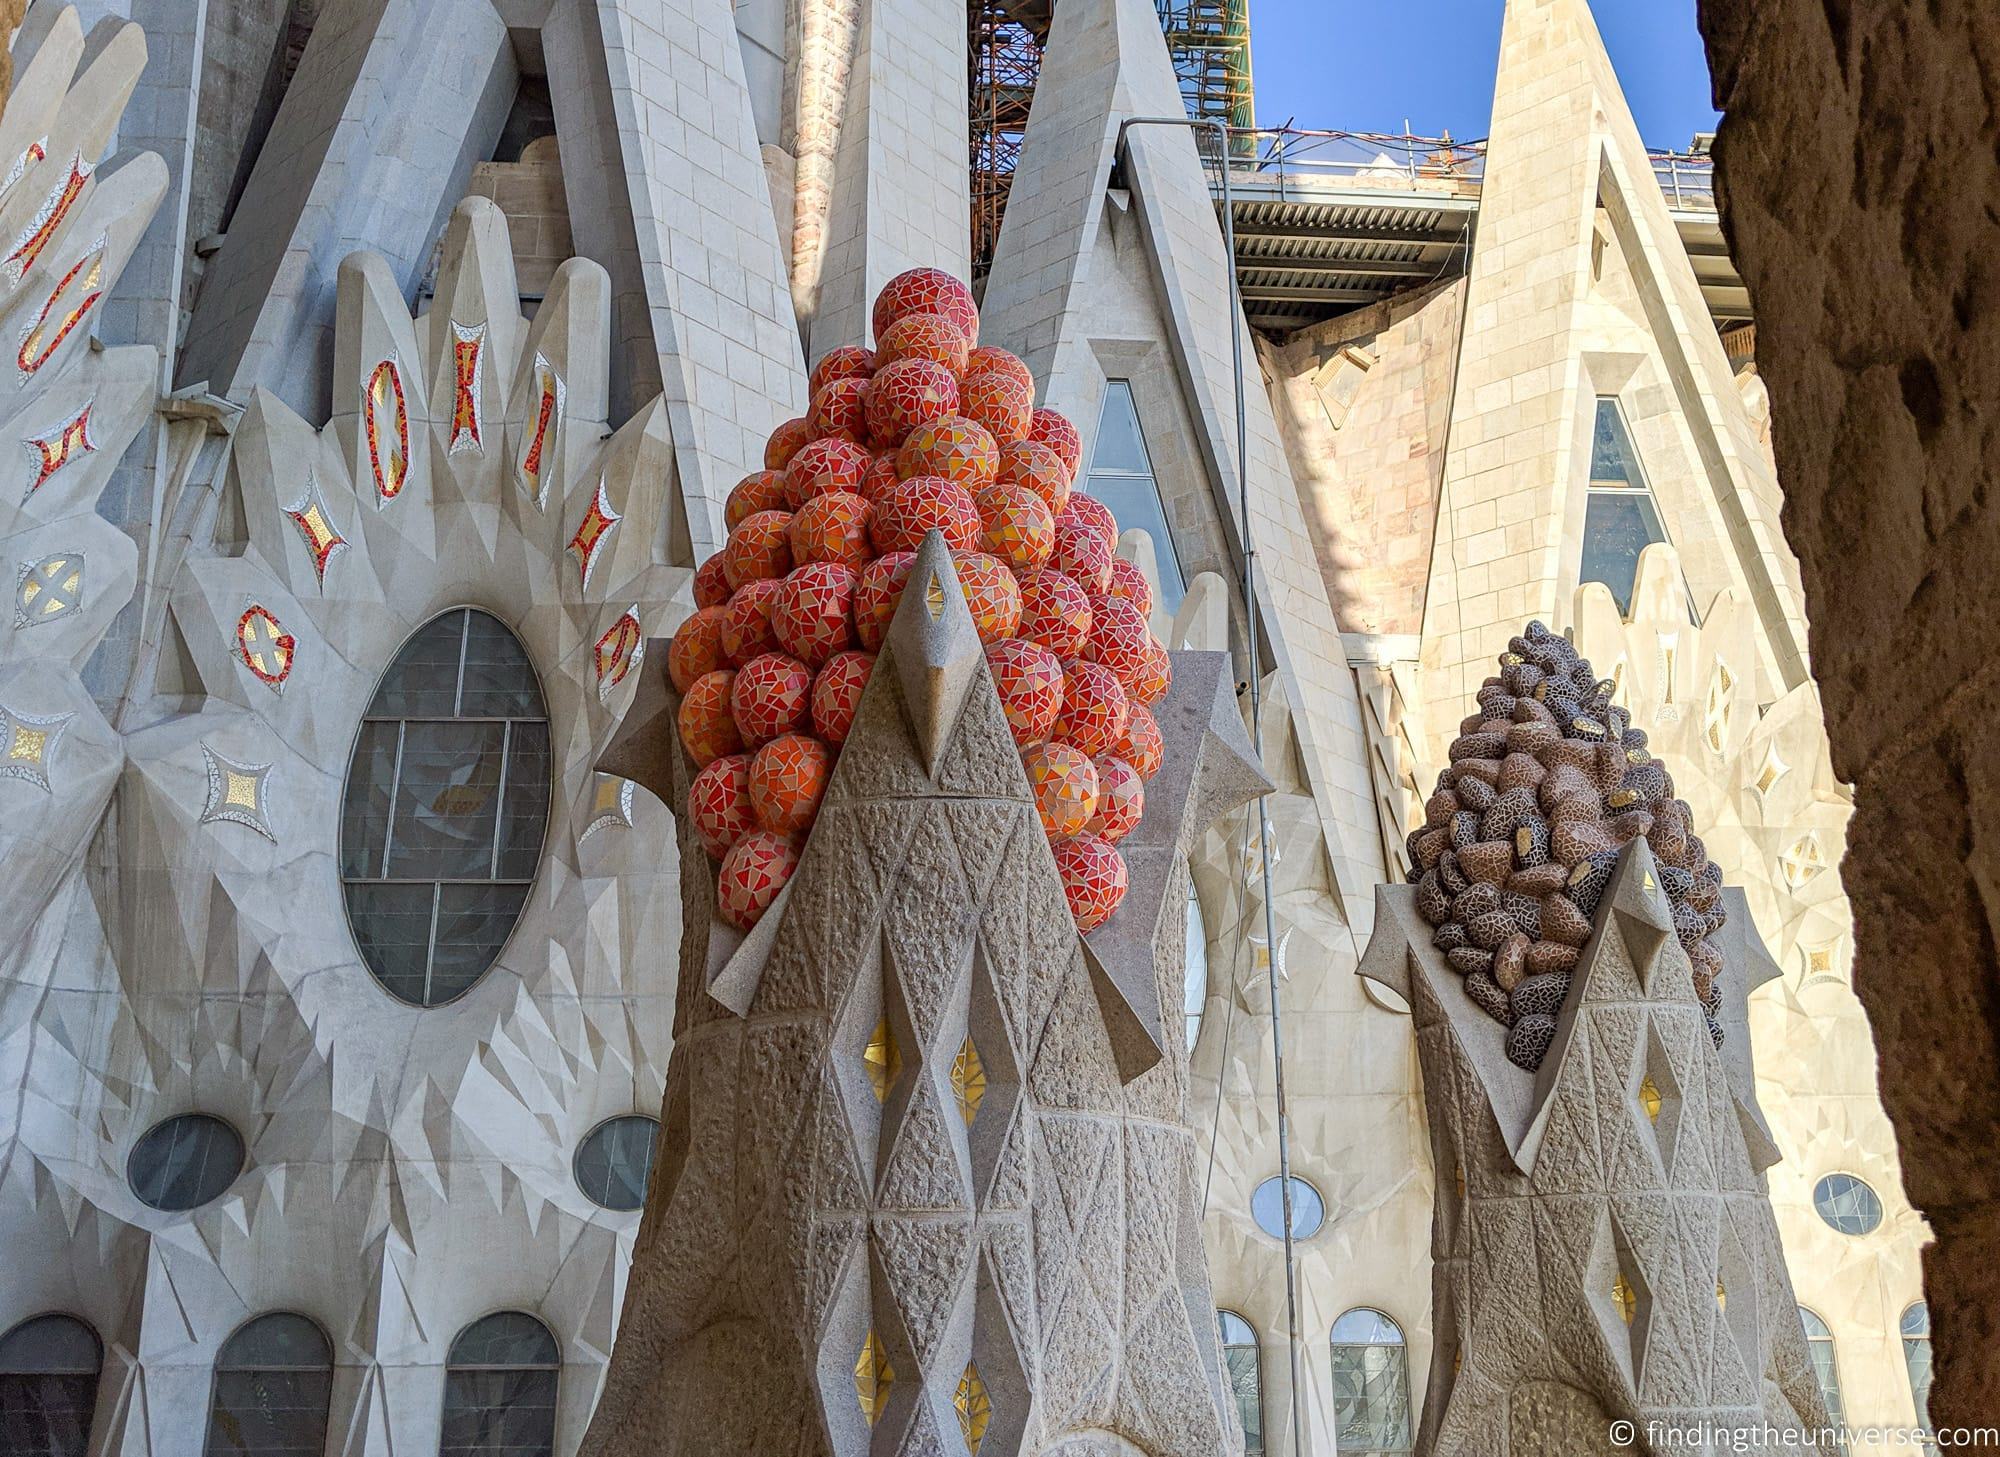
top-left (1696, 0), bottom-right (2000, 1427)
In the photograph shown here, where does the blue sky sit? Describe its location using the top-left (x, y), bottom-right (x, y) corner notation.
top-left (1247, 0), bottom-right (1722, 152)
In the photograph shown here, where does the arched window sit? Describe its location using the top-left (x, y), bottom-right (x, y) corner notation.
top-left (1216, 1310), bottom-right (1262, 1456)
top-left (1329, 1307), bottom-right (1413, 1457)
top-left (203, 1313), bottom-right (332, 1457)
top-left (1798, 1308), bottom-right (1846, 1438)
top-left (1184, 881), bottom-right (1208, 1052)
top-left (439, 1312), bottom-right (558, 1457)
top-left (1581, 397), bottom-right (1671, 615)
top-left (1086, 380), bottom-right (1186, 610)
top-left (340, 609), bottom-right (551, 1006)
top-left (0, 1314), bottom-right (101, 1456)
top-left (1902, 1302), bottom-right (1934, 1436)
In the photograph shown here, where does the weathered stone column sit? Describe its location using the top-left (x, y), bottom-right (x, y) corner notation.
top-left (1695, 0), bottom-right (2000, 1427)
top-left (587, 534), bottom-right (1270, 1455)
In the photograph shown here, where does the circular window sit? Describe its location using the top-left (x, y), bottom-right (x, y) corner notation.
top-left (1812, 1173), bottom-right (1883, 1236)
top-left (128, 1114), bottom-right (243, 1211)
top-left (338, 609), bottom-right (551, 1006)
top-left (574, 1116), bottom-right (661, 1212)
top-left (1250, 1175), bottom-right (1325, 1240)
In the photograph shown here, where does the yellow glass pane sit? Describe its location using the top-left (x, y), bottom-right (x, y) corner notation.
top-left (855, 1331), bottom-right (893, 1425)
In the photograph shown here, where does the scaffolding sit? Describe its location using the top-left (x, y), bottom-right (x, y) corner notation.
top-left (968, 0), bottom-right (1254, 277)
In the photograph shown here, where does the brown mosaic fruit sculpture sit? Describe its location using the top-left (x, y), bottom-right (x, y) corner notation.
top-left (1407, 620), bottom-right (1726, 1070)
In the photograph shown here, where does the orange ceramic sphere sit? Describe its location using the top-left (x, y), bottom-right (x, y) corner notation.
top-left (986, 638), bottom-right (1064, 749)
top-left (1054, 658), bottom-right (1130, 758)
top-left (875, 312), bottom-right (970, 376)
top-left (1059, 494), bottom-right (1119, 553)
top-left (1054, 834), bottom-right (1128, 931)
top-left (873, 267), bottom-right (980, 347)
top-left (865, 357), bottom-right (960, 449)
top-left (771, 561), bottom-right (858, 666)
top-left (749, 732), bottom-right (833, 836)
top-left (1023, 740), bottom-right (1100, 841)
top-left (810, 344), bottom-right (875, 397)
top-left (688, 752), bottom-right (757, 860)
top-left (765, 416), bottom-right (814, 471)
top-left (1016, 567), bottom-right (1093, 659)
top-left (871, 476), bottom-right (981, 555)
top-left (722, 509), bottom-right (793, 590)
top-left (811, 649), bottom-right (876, 744)
top-left (860, 451), bottom-right (902, 503)
top-left (693, 552), bottom-right (731, 609)
top-left (1082, 593), bottom-right (1154, 691)
top-left (1106, 555), bottom-right (1154, 617)
top-left (954, 551), bottom-right (1023, 643)
top-left (1129, 638), bottom-right (1172, 707)
top-left (854, 551), bottom-right (918, 649)
top-left (960, 366), bottom-right (1034, 445)
top-left (785, 436), bottom-right (872, 509)
top-left (719, 577), bottom-right (785, 665)
top-left (1050, 518), bottom-right (1112, 595)
top-left (1029, 406), bottom-right (1083, 477)
top-left (1086, 755), bottom-right (1144, 842)
top-left (729, 651), bottom-right (812, 748)
top-left (897, 414), bottom-right (999, 490)
top-left (1119, 701), bottom-right (1164, 779)
top-left (669, 605), bottom-right (728, 692)
top-left (718, 829), bottom-right (799, 930)
top-left (678, 669), bottom-right (741, 767)
top-left (726, 469), bottom-right (791, 530)
top-left (808, 377), bottom-right (871, 443)
top-left (974, 483), bottom-right (1055, 572)
top-left (965, 346), bottom-right (1033, 394)
top-left (994, 438), bottom-right (1070, 517)
top-left (789, 490), bottom-right (873, 569)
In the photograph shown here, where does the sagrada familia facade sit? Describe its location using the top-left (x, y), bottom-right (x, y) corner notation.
top-left (0, 0), bottom-right (1933, 1453)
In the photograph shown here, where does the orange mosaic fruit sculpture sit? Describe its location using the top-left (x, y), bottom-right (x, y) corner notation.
top-left (670, 266), bottom-right (1175, 929)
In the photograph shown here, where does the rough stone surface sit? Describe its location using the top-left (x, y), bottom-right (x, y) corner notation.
top-left (1695, 0), bottom-right (2000, 1428)
top-left (581, 548), bottom-right (1260, 1456)
top-left (1360, 841), bottom-right (1831, 1454)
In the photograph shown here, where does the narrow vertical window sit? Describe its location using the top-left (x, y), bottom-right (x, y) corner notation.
top-left (1798, 1308), bottom-right (1847, 1449)
top-left (0, 1315), bottom-right (100, 1456)
top-left (1902, 1303), bottom-right (1934, 1445)
top-left (1329, 1307), bottom-right (1413, 1456)
top-left (1184, 881), bottom-right (1209, 1052)
top-left (1580, 397), bottom-right (1671, 615)
top-left (1086, 381), bottom-right (1187, 610)
top-left (1216, 1310), bottom-right (1262, 1456)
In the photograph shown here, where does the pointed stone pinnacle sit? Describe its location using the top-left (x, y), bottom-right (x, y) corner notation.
top-left (885, 530), bottom-right (984, 776)
top-left (594, 639), bottom-right (680, 809)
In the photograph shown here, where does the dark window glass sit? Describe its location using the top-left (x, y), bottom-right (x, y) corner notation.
top-left (0, 1315), bottom-right (100, 1457)
top-left (1085, 381), bottom-right (1187, 611)
top-left (1580, 397), bottom-right (1671, 615)
top-left (1799, 1308), bottom-right (1848, 1451)
top-left (439, 1313), bottom-right (558, 1457)
top-left (1329, 1308), bottom-right (1412, 1456)
top-left (574, 1116), bottom-right (661, 1212)
top-left (1216, 1310), bottom-right (1262, 1456)
top-left (128, 1114), bottom-right (244, 1211)
top-left (340, 609), bottom-right (550, 1006)
top-left (1812, 1173), bottom-right (1883, 1236)
top-left (203, 1313), bottom-right (332, 1457)
top-left (1902, 1303), bottom-right (1934, 1443)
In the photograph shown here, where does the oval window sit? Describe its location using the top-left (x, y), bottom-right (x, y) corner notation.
top-left (1250, 1175), bottom-right (1325, 1240)
top-left (128, 1113), bottom-right (243, 1211)
top-left (339, 609), bottom-right (551, 1006)
top-left (574, 1116), bottom-right (661, 1212)
top-left (1811, 1173), bottom-right (1883, 1236)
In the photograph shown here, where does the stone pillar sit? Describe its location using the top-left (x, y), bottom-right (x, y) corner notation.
top-left (1694, 0), bottom-right (2000, 1429)
top-left (585, 534), bottom-right (1271, 1456)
